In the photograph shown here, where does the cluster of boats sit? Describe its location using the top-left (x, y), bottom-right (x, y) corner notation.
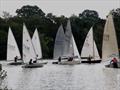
top-left (0, 13), bottom-right (120, 69)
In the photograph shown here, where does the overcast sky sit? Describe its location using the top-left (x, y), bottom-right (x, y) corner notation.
top-left (0, 0), bottom-right (119, 19)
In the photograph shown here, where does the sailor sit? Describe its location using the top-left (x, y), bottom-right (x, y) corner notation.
top-left (33, 60), bottom-right (37, 63)
top-left (29, 59), bottom-right (33, 64)
top-left (58, 57), bottom-right (61, 62)
top-left (68, 57), bottom-right (73, 61)
top-left (33, 55), bottom-right (38, 63)
top-left (110, 57), bottom-right (118, 68)
top-left (14, 56), bottom-right (18, 62)
top-left (88, 55), bottom-right (91, 62)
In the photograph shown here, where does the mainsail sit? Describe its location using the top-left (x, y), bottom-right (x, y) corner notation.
top-left (64, 20), bottom-right (73, 57)
top-left (102, 14), bottom-right (119, 61)
top-left (23, 24), bottom-right (36, 63)
top-left (53, 25), bottom-right (65, 59)
top-left (72, 35), bottom-right (80, 59)
top-left (64, 20), bottom-right (80, 59)
top-left (32, 29), bottom-right (42, 59)
top-left (81, 27), bottom-right (100, 60)
top-left (7, 27), bottom-right (21, 61)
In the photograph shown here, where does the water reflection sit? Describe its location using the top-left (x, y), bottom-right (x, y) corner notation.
top-left (1, 61), bottom-right (120, 90)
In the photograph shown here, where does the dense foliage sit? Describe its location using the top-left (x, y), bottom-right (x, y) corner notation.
top-left (0, 5), bottom-right (120, 60)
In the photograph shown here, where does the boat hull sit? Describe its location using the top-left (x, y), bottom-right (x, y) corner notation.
top-left (8, 62), bottom-right (24, 65)
top-left (81, 60), bottom-right (101, 63)
top-left (105, 62), bottom-right (120, 68)
top-left (39, 62), bottom-right (48, 64)
top-left (22, 63), bottom-right (43, 68)
top-left (58, 61), bottom-right (80, 65)
top-left (52, 62), bottom-right (58, 64)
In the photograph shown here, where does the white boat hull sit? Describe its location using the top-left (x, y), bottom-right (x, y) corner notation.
top-left (58, 60), bottom-right (80, 65)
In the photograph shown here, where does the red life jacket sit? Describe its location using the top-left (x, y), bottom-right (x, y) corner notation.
top-left (112, 58), bottom-right (117, 63)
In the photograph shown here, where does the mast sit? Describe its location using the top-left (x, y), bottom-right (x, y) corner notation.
top-left (92, 27), bottom-right (95, 60)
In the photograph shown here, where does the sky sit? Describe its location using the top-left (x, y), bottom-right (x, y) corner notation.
top-left (0, 0), bottom-right (119, 19)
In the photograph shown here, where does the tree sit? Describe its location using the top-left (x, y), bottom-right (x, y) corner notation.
top-left (16, 5), bottom-right (45, 18)
top-left (79, 9), bottom-right (100, 26)
top-left (110, 8), bottom-right (120, 17)
top-left (2, 11), bottom-right (12, 21)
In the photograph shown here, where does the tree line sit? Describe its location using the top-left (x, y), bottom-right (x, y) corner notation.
top-left (0, 5), bottom-right (120, 60)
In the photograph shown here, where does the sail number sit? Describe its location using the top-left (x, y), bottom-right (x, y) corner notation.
top-left (103, 34), bottom-right (109, 41)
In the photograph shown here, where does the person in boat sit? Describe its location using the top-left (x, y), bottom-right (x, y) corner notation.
top-left (14, 56), bottom-right (18, 62)
top-left (110, 57), bottom-right (118, 68)
top-left (33, 55), bottom-right (38, 63)
top-left (29, 59), bottom-right (33, 65)
top-left (88, 55), bottom-right (92, 62)
top-left (58, 57), bottom-right (61, 62)
top-left (68, 57), bottom-right (73, 61)
top-left (0, 63), bottom-right (2, 71)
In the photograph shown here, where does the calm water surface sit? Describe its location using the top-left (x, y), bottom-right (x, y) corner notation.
top-left (1, 60), bottom-right (120, 90)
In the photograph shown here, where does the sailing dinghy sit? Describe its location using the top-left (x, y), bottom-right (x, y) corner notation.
top-left (32, 29), bottom-right (47, 64)
top-left (7, 27), bottom-right (23, 65)
top-left (52, 25), bottom-right (65, 64)
top-left (102, 14), bottom-right (120, 68)
top-left (81, 27), bottom-right (101, 63)
top-left (58, 20), bottom-right (81, 65)
top-left (22, 24), bottom-right (43, 68)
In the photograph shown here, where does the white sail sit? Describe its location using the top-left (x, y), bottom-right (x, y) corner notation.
top-left (81, 27), bottom-right (100, 60)
top-left (7, 27), bottom-right (21, 61)
top-left (102, 14), bottom-right (119, 61)
top-left (32, 29), bottom-right (42, 59)
top-left (72, 35), bottom-right (80, 59)
top-left (64, 20), bottom-right (74, 57)
top-left (93, 41), bottom-right (100, 60)
top-left (53, 25), bottom-right (65, 59)
top-left (23, 24), bottom-right (36, 63)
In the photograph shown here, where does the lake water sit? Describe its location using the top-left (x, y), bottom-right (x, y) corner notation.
top-left (0, 60), bottom-right (120, 90)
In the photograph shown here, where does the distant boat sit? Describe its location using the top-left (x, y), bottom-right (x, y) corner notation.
top-left (7, 27), bottom-right (23, 65)
top-left (81, 27), bottom-right (101, 63)
top-left (22, 24), bottom-right (43, 68)
top-left (58, 20), bottom-right (81, 65)
top-left (32, 29), bottom-right (47, 64)
top-left (102, 14), bottom-right (120, 68)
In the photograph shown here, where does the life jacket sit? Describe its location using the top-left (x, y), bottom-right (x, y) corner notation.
top-left (112, 58), bottom-right (117, 63)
